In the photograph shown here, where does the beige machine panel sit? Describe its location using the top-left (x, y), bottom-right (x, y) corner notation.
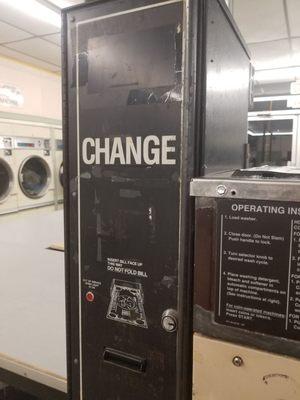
top-left (193, 334), bottom-right (300, 400)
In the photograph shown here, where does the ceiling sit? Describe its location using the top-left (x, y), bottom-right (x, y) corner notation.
top-left (0, 0), bottom-right (82, 73)
top-left (232, 0), bottom-right (300, 71)
top-left (0, 0), bottom-right (299, 79)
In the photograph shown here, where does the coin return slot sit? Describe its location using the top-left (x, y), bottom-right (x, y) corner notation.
top-left (103, 348), bottom-right (147, 373)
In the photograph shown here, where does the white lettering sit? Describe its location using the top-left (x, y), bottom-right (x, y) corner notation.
top-left (162, 135), bottom-right (176, 165)
top-left (126, 137), bottom-right (141, 164)
top-left (110, 137), bottom-right (125, 164)
top-left (143, 135), bottom-right (160, 165)
top-left (82, 138), bottom-right (95, 165)
top-left (82, 135), bottom-right (176, 165)
top-left (95, 138), bottom-right (110, 164)
top-left (231, 203), bottom-right (286, 215)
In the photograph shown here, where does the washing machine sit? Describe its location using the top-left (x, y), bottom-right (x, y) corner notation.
top-left (0, 136), bottom-right (18, 214)
top-left (14, 137), bottom-right (54, 210)
top-left (55, 139), bottom-right (63, 203)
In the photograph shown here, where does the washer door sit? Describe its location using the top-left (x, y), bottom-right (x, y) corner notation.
top-left (19, 156), bottom-right (51, 199)
top-left (59, 162), bottom-right (63, 187)
top-left (0, 158), bottom-right (13, 202)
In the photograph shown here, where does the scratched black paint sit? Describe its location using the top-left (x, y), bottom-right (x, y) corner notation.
top-left (64, 0), bottom-right (252, 398)
top-left (75, 3), bottom-right (182, 399)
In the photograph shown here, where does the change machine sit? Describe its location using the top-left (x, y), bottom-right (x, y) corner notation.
top-left (62, 0), bottom-right (250, 399)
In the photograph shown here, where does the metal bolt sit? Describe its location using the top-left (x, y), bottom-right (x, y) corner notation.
top-left (217, 185), bottom-right (227, 196)
top-left (74, 358), bottom-right (79, 365)
top-left (70, 16), bottom-right (76, 22)
top-left (232, 356), bottom-right (243, 367)
top-left (72, 191), bottom-right (77, 197)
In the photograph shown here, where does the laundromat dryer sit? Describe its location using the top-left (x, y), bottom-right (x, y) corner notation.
top-left (14, 137), bottom-right (54, 210)
top-left (0, 136), bottom-right (18, 214)
top-left (62, 0), bottom-right (251, 399)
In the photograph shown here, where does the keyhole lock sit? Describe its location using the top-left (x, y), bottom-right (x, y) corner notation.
top-left (162, 309), bottom-right (178, 333)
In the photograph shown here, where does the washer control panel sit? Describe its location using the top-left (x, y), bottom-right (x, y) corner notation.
top-left (14, 137), bottom-right (50, 150)
top-left (0, 136), bottom-right (13, 150)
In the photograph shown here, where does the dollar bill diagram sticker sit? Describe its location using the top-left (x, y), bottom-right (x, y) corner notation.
top-left (107, 279), bottom-right (148, 328)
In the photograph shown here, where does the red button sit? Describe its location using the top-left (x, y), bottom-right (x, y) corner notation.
top-left (86, 291), bottom-right (95, 302)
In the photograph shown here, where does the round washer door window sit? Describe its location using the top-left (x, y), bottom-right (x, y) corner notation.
top-left (19, 156), bottom-right (51, 198)
top-left (0, 158), bottom-right (13, 202)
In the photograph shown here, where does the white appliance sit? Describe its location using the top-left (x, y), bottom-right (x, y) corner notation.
top-left (55, 139), bottom-right (63, 203)
top-left (0, 136), bottom-right (18, 214)
top-left (14, 137), bottom-right (55, 210)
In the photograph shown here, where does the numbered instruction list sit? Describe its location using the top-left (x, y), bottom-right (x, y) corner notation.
top-left (216, 199), bottom-right (300, 340)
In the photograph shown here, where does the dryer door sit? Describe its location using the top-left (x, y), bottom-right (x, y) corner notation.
top-left (19, 156), bottom-right (51, 198)
top-left (0, 158), bottom-right (13, 202)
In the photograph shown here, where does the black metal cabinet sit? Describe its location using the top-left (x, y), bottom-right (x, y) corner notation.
top-left (62, 1), bottom-right (250, 399)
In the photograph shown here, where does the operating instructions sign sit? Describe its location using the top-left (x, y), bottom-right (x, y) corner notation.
top-left (216, 199), bottom-right (300, 341)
